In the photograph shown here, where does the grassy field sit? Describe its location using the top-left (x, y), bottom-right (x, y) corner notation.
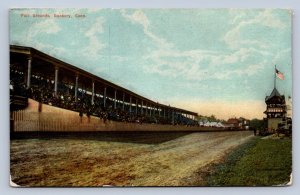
top-left (203, 136), bottom-right (292, 186)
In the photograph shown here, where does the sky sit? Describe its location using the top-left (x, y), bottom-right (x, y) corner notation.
top-left (9, 8), bottom-right (292, 120)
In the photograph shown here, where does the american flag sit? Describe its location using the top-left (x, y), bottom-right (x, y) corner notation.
top-left (275, 68), bottom-right (285, 80)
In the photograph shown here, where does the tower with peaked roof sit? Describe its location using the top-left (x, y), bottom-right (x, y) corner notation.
top-left (264, 88), bottom-right (287, 131)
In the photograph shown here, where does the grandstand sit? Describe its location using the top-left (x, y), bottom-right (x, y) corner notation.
top-left (10, 45), bottom-right (213, 132)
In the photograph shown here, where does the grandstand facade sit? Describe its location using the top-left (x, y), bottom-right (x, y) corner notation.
top-left (9, 45), bottom-right (216, 132)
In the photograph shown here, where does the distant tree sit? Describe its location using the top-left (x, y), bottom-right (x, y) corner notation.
top-left (249, 118), bottom-right (264, 130)
top-left (209, 115), bottom-right (217, 121)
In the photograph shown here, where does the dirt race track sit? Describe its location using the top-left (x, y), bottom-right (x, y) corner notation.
top-left (10, 131), bottom-right (253, 187)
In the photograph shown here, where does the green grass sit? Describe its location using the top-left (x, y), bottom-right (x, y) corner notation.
top-left (206, 136), bottom-right (292, 186)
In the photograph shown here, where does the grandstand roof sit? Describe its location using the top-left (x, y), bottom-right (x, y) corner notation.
top-left (10, 45), bottom-right (198, 116)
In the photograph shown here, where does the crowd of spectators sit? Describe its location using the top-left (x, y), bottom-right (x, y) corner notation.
top-left (10, 69), bottom-right (198, 126)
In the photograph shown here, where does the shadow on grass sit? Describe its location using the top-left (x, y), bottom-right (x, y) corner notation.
top-left (11, 131), bottom-right (193, 144)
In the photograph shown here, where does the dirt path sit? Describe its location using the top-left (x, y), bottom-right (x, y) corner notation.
top-left (10, 131), bottom-right (253, 186)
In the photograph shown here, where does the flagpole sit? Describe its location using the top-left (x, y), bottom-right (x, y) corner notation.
top-left (274, 64), bottom-right (276, 89)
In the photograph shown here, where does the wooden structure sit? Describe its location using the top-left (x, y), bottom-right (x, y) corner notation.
top-left (10, 45), bottom-right (202, 132)
top-left (225, 117), bottom-right (250, 130)
top-left (263, 88), bottom-right (287, 131)
top-left (11, 99), bottom-right (224, 132)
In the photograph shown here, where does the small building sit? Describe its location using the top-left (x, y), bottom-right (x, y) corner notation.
top-left (263, 88), bottom-right (286, 131)
top-left (238, 117), bottom-right (250, 130)
top-left (225, 117), bottom-right (250, 130)
top-left (226, 118), bottom-right (240, 129)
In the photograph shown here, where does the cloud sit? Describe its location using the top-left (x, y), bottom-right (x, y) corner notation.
top-left (229, 10), bottom-right (248, 25)
top-left (10, 17), bottom-right (68, 59)
top-left (273, 48), bottom-right (292, 64)
top-left (23, 18), bottom-right (62, 43)
top-left (120, 9), bottom-right (276, 82)
top-left (121, 9), bottom-right (149, 28)
top-left (121, 10), bottom-right (224, 81)
top-left (85, 17), bottom-right (104, 36)
top-left (32, 42), bottom-right (67, 57)
top-left (121, 9), bottom-right (174, 49)
top-left (82, 17), bottom-right (106, 59)
top-left (224, 9), bottom-right (286, 49)
top-left (34, 20), bottom-right (61, 34)
top-left (143, 9), bottom-right (288, 83)
top-left (143, 46), bottom-right (269, 81)
top-left (259, 9), bottom-right (287, 29)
